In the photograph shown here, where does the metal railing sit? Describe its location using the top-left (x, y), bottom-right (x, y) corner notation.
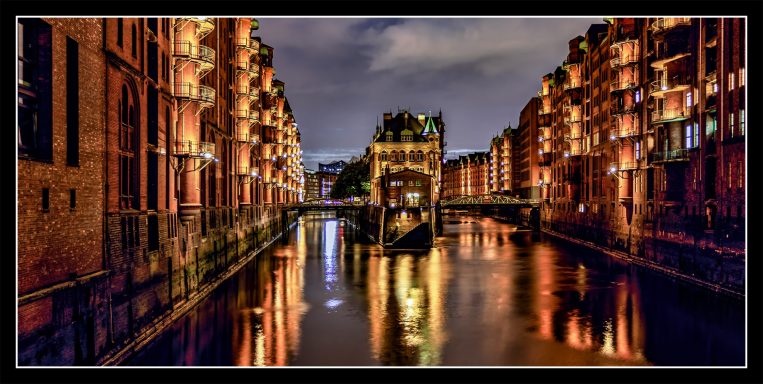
top-left (174, 140), bottom-right (215, 158)
top-left (610, 54), bottom-right (639, 68)
top-left (610, 122), bottom-right (639, 139)
top-left (618, 160), bottom-right (640, 170)
top-left (563, 79), bottom-right (582, 90)
top-left (611, 103), bottom-right (637, 116)
top-left (174, 82), bottom-right (215, 106)
top-left (176, 17), bottom-right (215, 37)
top-left (173, 41), bottom-right (215, 67)
top-left (652, 148), bottom-right (689, 162)
top-left (651, 18), bottom-right (691, 34)
top-left (237, 166), bottom-right (251, 175)
top-left (651, 107), bottom-right (688, 123)
top-left (610, 79), bottom-right (637, 93)
top-left (649, 75), bottom-right (689, 94)
top-left (563, 115), bottom-right (582, 125)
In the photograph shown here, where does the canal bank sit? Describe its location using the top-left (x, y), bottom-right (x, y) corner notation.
top-left (540, 227), bottom-right (744, 300)
top-left (98, 211), bottom-right (299, 366)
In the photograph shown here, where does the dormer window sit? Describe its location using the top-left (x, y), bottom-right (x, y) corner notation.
top-left (386, 131), bottom-right (393, 141)
top-left (402, 134), bottom-right (413, 142)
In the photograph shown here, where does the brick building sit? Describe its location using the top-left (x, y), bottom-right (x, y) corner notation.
top-left (368, 110), bottom-right (444, 207)
top-left (442, 152), bottom-right (490, 199)
top-left (17, 17), bottom-right (304, 365)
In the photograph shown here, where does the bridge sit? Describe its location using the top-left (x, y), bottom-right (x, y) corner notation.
top-left (285, 198), bottom-right (363, 212)
top-left (440, 194), bottom-right (541, 209)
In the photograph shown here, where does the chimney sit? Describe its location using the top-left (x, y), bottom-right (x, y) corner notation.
top-left (383, 113), bottom-right (392, 121)
top-left (417, 113), bottom-right (425, 125)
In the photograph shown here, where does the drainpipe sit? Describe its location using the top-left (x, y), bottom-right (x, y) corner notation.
top-left (102, 17), bottom-right (114, 348)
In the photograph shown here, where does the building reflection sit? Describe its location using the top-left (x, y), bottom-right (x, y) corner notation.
top-left (231, 221), bottom-right (306, 366)
top-left (363, 246), bottom-right (450, 365)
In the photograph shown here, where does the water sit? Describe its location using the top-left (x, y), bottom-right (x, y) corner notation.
top-left (124, 213), bottom-right (744, 366)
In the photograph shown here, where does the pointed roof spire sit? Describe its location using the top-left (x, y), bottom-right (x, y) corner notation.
top-left (422, 111), bottom-right (438, 135)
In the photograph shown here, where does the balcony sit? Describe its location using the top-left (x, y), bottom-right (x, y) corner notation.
top-left (235, 37), bottom-right (258, 54)
top-left (649, 76), bottom-right (690, 97)
top-left (173, 41), bottom-right (215, 73)
top-left (652, 148), bottom-right (690, 163)
top-left (537, 105), bottom-right (551, 115)
top-left (563, 79), bottom-right (582, 91)
top-left (651, 48), bottom-right (691, 69)
top-left (563, 127), bottom-right (581, 141)
top-left (248, 110), bottom-right (260, 124)
top-left (651, 18), bottom-right (691, 35)
top-left (235, 83), bottom-right (249, 96)
top-left (174, 140), bottom-right (215, 159)
top-left (174, 82), bottom-right (215, 109)
top-left (237, 165), bottom-right (251, 176)
top-left (236, 129), bottom-right (251, 142)
top-left (651, 107), bottom-right (689, 124)
top-left (610, 54), bottom-right (639, 69)
top-left (610, 120), bottom-right (639, 139)
top-left (610, 79), bottom-right (637, 93)
top-left (563, 115), bottom-right (581, 126)
top-left (617, 160), bottom-right (640, 171)
top-left (176, 17), bottom-right (215, 39)
top-left (564, 147), bottom-right (582, 158)
top-left (610, 103), bottom-right (637, 116)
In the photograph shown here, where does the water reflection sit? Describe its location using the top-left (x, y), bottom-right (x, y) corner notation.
top-left (125, 214), bottom-right (744, 366)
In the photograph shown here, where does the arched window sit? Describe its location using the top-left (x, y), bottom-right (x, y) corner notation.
top-left (417, 150), bottom-right (424, 162)
top-left (380, 151), bottom-right (387, 162)
top-left (117, 18), bottom-right (123, 47)
top-left (119, 83), bottom-right (138, 209)
top-left (131, 24), bottom-right (137, 57)
top-left (409, 151), bottom-right (415, 162)
top-left (390, 151), bottom-right (397, 162)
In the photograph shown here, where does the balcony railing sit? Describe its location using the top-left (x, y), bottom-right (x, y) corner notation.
top-left (615, 160), bottom-right (640, 171)
top-left (610, 79), bottom-right (637, 93)
top-left (651, 18), bottom-right (691, 34)
top-left (563, 79), bottom-right (582, 91)
top-left (237, 166), bottom-right (251, 176)
top-left (175, 140), bottom-right (215, 159)
top-left (173, 41), bottom-right (215, 69)
top-left (649, 76), bottom-right (689, 96)
top-left (563, 115), bottom-right (582, 125)
top-left (176, 17), bottom-right (215, 38)
top-left (651, 107), bottom-right (689, 124)
top-left (235, 83), bottom-right (249, 96)
top-left (174, 82), bottom-right (215, 107)
top-left (537, 105), bottom-right (551, 115)
top-left (610, 121), bottom-right (639, 139)
top-left (610, 54), bottom-right (639, 69)
top-left (563, 127), bottom-right (581, 141)
top-left (236, 129), bottom-right (251, 142)
top-left (651, 48), bottom-right (691, 68)
top-left (236, 109), bottom-right (249, 119)
top-left (652, 148), bottom-right (690, 163)
top-left (611, 103), bottom-right (637, 116)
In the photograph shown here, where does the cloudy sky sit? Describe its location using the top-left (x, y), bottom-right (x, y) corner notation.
top-left (256, 17), bottom-right (602, 170)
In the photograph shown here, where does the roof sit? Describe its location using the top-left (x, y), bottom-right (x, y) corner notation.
top-left (374, 168), bottom-right (435, 181)
top-left (373, 110), bottom-right (442, 144)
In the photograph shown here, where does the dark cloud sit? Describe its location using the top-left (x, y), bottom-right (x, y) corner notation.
top-left (257, 17), bottom-right (602, 170)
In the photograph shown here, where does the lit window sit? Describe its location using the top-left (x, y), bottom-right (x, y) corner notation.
top-left (730, 113), bottom-right (735, 137)
top-left (729, 72), bottom-right (734, 91)
top-left (728, 161), bottom-right (732, 189)
top-left (686, 92), bottom-right (692, 108)
top-left (739, 67), bottom-right (745, 87)
top-left (740, 110), bottom-right (745, 136)
top-left (693, 123), bottom-right (699, 147)
top-left (737, 160), bottom-right (743, 189)
top-left (635, 90), bottom-right (641, 103)
top-left (635, 141), bottom-right (641, 160)
top-left (685, 125), bottom-right (692, 149)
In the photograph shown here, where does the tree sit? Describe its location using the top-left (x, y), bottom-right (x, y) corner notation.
top-left (330, 157), bottom-right (370, 200)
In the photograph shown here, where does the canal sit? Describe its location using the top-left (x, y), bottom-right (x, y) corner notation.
top-left (123, 212), bottom-right (744, 366)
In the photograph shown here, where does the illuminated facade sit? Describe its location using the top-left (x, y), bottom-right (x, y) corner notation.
top-left (368, 110), bottom-right (444, 207)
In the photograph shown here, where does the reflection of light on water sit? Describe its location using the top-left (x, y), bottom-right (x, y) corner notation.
top-left (325, 299), bottom-right (344, 309)
top-left (576, 263), bottom-right (587, 300)
top-left (323, 221), bottom-right (338, 289)
top-left (254, 323), bottom-right (265, 366)
top-left (601, 319), bottom-right (615, 356)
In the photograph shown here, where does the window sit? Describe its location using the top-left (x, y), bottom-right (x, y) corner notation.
top-left (729, 113), bottom-right (735, 137)
top-left (117, 18), bottom-right (123, 47)
top-left (728, 72), bottom-right (734, 91)
top-left (66, 37), bottom-right (79, 166)
top-left (727, 161), bottom-right (732, 189)
top-left (18, 19), bottom-right (52, 161)
top-left (386, 131), bottom-right (393, 142)
top-left (131, 24), bottom-right (137, 57)
top-left (42, 188), bottom-right (49, 211)
top-left (380, 151), bottom-right (387, 161)
top-left (693, 123), bottom-right (699, 148)
top-left (739, 67), bottom-right (745, 87)
top-left (737, 161), bottom-right (743, 189)
top-left (415, 179), bottom-right (422, 186)
top-left (409, 152), bottom-right (415, 161)
top-left (402, 134), bottom-right (412, 142)
top-left (120, 84), bottom-right (138, 209)
top-left (686, 91), bottom-right (692, 108)
top-left (409, 180), bottom-right (414, 186)
top-left (685, 125), bottom-right (693, 149)
top-left (635, 141), bottom-right (641, 160)
top-left (70, 189), bottom-right (76, 210)
top-left (635, 90), bottom-right (641, 103)
top-left (740, 110), bottom-right (745, 136)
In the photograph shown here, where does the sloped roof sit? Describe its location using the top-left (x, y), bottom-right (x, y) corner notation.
top-left (373, 110), bottom-right (442, 143)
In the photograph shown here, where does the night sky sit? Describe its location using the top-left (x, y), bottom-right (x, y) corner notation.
top-left (256, 17), bottom-right (602, 170)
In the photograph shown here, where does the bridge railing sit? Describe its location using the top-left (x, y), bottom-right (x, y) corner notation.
top-left (441, 194), bottom-right (540, 206)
